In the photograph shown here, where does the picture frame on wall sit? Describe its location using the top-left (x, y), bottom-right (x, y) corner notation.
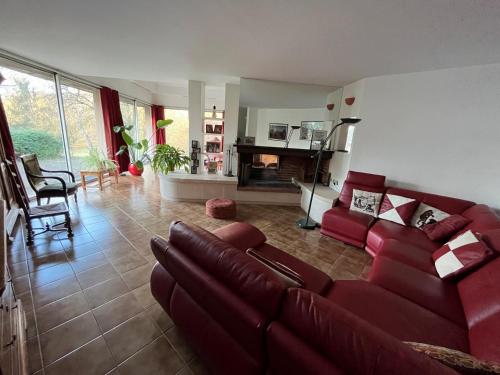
top-left (191, 140), bottom-right (199, 149)
top-left (300, 121), bottom-right (325, 140)
top-left (268, 123), bottom-right (288, 141)
top-left (310, 129), bottom-right (328, 150)
top-left (242, 136), bottom-right (255, 145)
top-left (205, 124), bottom-right (214, 133)
top-left (192, 159), bottom-right (199, 167)
top-left (190, 151), bottom-right (198, 160)
top-left (214, 125), bottom-right (223, 134)
top-left (190, 166), bottom-right (198, 174)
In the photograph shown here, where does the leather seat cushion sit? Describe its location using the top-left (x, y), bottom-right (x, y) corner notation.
top-left (327, 280), bottom-right (469, 352)
top-left (39, 181), bottom-right (78, 193)
top-left (376, 239), bottom-right (437, 274)
top-left (366, 220), bottom-right (440, 256)
top-left (321, 207), bottom-right (375, 248)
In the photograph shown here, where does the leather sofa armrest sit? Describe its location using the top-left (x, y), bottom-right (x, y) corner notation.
top-left (212, 222), bottom-right (267, 251)
top-left (247, 249), bottom-right (304, 288)
top-left (150, 235), bottom-right (170, 269)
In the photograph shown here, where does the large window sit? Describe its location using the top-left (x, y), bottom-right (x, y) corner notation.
top-left (60, 78), bottom-right (103, 177)
top-left (0, 59), bottom-right (66, 194)
top-left (164, 108), bottom-right (189, 153)
top-left (119, 97), bottom-right (135, 135)
top-left (137, 103), bottom-right (152, 142)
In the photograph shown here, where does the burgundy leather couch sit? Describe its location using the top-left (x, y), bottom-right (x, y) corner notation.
top-left (150, 221), bottom-right (456, 374)
top-left (321, 171), bottom-right (500, 364)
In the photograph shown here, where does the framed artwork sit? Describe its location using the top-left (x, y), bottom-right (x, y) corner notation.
top-left (300, 121), bottom-right (325, 140)
top-left (190, 166), bottom-right (198, 174)
top-left (268, 123), bottom-right (288, 141)
top-left (205, 124), bottom-right (214, 133)
top-left (191, 140), bottom-right (199, 149)
top-left (242, 136), bottom-right (255, 145)
top-left (310, 130), bottom-right (328, 150)
top-left (192, 159), bottom-right (199, 167)
top-left (190, 152), bottom-right (198, 160)
top-left (214, 125), bottom-right (223, 134)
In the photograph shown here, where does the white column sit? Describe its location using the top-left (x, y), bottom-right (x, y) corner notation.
top-left (223, 83), bottom-right (240, 175)
top-left (188, 80), bottom-right (205, 174)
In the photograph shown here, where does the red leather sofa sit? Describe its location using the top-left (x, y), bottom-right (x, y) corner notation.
top-left (150, 221), bottom-right (457, 374)
top-left (321, 171), bottom-right (500, 364)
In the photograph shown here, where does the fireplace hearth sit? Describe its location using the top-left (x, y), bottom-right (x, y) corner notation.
top-left (236, 145), bottom-right (333, 193)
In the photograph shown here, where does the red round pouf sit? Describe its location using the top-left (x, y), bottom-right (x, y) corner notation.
top-left (206, 198), bottom-right (237, 219)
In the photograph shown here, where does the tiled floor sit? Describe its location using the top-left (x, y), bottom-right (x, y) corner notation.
top-left (7, 170), bottom-right (372, 375)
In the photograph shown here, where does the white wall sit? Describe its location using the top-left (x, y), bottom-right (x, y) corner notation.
top-left (249, 107), bottom-right (329, 149)
top-left (349, 63), bottom-right (500, 209)
top-left (84, 76), bottom-right (153, 103)
top-left (223, 83), bottom-right (240, 174)
top-left (329, 81), bottom-right (365, 190)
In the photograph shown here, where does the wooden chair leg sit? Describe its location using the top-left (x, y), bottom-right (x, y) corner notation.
top-left (36, 197), bottom-right (40, 206)
top-left (26, 220), bottom-right (34, 245)
top-left (74, 193), bottom-right (78, 203)
top-left (47, 197), bottom-right (51, 204)
top-left (64, 196), bottom-right (68, 205)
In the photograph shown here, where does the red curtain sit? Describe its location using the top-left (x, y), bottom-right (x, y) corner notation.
top-left (100, 87), bottom-right (129, 172)
top-left (0, 96), bottom-right (29, 199)
top-left (151, 105), bottom-right (165, 145)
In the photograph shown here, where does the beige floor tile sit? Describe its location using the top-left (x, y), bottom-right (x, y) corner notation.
top-left (131, 283), bottom-right (155, 309)
top-left (32, 275), bottom-right (82, 309)
top-left (44, 337), bottom-right (115, 375)
top-left (76, 263), bottom-right (119, 289)
top-left (166, 326), bottom-right (195, 362)
top-left (27, 251), bottom-right (69, 274)
top-left (64, 241), bottom-right (102, 260)
top-left (120, 264), bottom-right (153, 290)
top-left (117, 336), bottom-right (184, 375)
top-left (36, 291), bottom-right (90, 333)
top-left (108, 252), bottom-right (148, 274)
top-left (70, 251), bottom-right (109, 274)
top-left (39, 311), bottom-right (100, 366)
top-left (103, 311), bottom-right (161, 364)
top-left (92, 293), bottom-right (143, 333)
top-left (30, 263), bottom-right (76, 288)
top-left (83, 277), bottom-right (129, 309)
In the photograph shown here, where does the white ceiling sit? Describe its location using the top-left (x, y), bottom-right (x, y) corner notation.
top-left (1, 0), bottom-right (500, 87)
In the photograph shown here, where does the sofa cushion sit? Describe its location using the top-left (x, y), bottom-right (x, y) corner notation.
top-left (270, 288), bottom-right (457, 375)
top-left (378, 193), bottom-right (419, 226)
top-left (349, 189), bottom-right (383, 217)
top-left (422, 214), bottom-right (471, 242)
top-left (337, 171), bottom-right (386, 208)
top-left (250, 243), bottom-right (333, 296)
top-left (405, 342), bottom-right (500, 375)
top-left (377, 239), bottom-right (437, 274)
top-left (432, 230), bottom-right (493, 279)
top-left (212, 222), bottom-right (267, 251)
top-left (461, 205), bottom-right (500, 237)
top-left (366, 220), bottom-right (440, 257)
top-left (326, 280), bottom-right (469, 352)
top-left (321, 207), bottom-right (375, 248)
top-left (386, 187), bottom-right (475, 215)
top-left (458, 258), bottom-right (500, 362)
top-left (369, 256), bottom-right (466, 327)
top-left (411, 203), bottom-right (451, 229)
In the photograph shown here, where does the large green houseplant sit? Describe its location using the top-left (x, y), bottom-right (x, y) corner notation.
top-left (113, 119), bottom-right (173, 176)
top-left (151, 144), bottom-right (190, 175)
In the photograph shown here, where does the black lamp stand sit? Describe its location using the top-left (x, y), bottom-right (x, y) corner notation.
top-left (297, 118), bottom-right (361, 229)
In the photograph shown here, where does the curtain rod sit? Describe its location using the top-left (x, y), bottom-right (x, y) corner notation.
top-left (0, 48), bottom-right (153, 106)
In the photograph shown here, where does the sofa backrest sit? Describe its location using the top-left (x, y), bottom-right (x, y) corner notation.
top-left (385, 187), bottom-right (475, 215)
top-left (337, 170), bottom-right (386, 208)
top-left (164, 221), bottom-right (286, 368)
top-left (460, 204), bottom-right (500, 238)
top-left (267, 288), bottom-right (457, 374)
top-left (457, 257), bottom-right (500, 362)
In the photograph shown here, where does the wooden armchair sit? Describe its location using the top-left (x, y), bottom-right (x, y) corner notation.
top-left (5, 160), bottom-right (73, 245)
top-left (20, 154), bottom-right (78, 205)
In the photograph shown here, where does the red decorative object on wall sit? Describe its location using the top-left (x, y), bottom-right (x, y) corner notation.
top-left (345, 97), bottom-right (355, 106)
top-left (326, 103), bottom-right (335, 111)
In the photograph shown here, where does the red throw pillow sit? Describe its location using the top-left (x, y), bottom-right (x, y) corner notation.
top-left (432, 230), bottom-right (493, 279)
top-left (378, 194), bottom-right (419, 226)
top-left (423, 214), bottom-right (471, 242)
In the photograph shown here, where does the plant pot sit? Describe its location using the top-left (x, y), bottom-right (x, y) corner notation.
top-left (128, 163), bottom-right (144, 176)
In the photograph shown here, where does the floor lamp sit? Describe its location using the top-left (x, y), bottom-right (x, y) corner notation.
top-left (297, 117), bottom-right (362, 229)
top-left (285, 126), bottom-right (301, 148)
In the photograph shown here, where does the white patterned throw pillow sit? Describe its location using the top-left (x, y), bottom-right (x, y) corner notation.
top-left (350, 189), bottom-right (383, 217)
top-left (411, 203), bottom-right (450, 229)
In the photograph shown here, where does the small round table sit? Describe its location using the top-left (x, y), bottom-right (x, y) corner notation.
top-left (206, 198), bottom-right (237, 219)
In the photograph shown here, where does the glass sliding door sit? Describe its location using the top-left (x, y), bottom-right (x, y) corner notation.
top-left (137, 103), bottom-right (152, 142)
top-left (164, 108), bottom-right (189, 153)
top-left (119, 97), bottom-right (136, 137)
top-left (0, 57), bottom-right (67, 196)
top-left (60, 78), bottom-right (104, 179)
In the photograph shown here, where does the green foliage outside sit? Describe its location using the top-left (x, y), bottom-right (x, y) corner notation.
top-left (10, 127), bottom-right (62, 159)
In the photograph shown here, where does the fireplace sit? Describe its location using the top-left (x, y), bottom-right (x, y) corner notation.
top-left (237, 145), bottom-right (333, 192)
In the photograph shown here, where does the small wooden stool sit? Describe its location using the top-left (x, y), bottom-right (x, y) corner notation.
top-left (206, 198), bottom-right (237, 219)
top-left (80, 169), bottom-right (119, 191)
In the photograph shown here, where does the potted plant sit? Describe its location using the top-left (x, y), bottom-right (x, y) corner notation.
top-left (82, 148), bottom-right (117, 172)
top-left (113, 119), bottom-right (173, 176)
top-left (151, 144), bottom-right (190, 175)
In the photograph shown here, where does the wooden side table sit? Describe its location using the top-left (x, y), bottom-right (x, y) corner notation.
top-left (80, 169), bottom-right (119, 191)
